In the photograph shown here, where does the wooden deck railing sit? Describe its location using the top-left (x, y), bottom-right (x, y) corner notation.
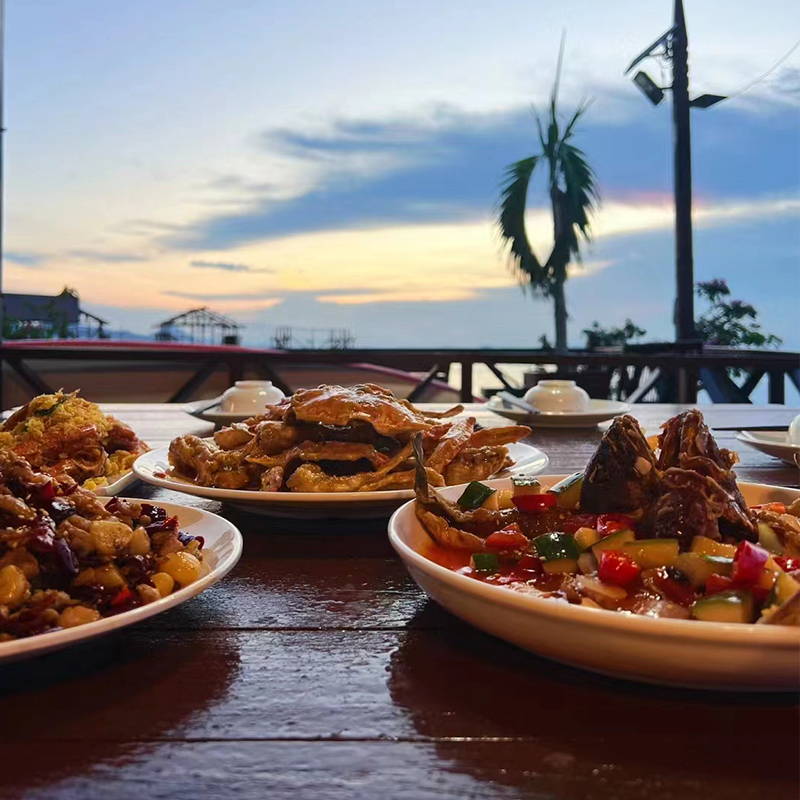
top-left (1, 341), bottom-right (798, 405)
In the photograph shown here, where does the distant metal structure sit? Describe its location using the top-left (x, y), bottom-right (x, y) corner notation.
top-left (272, 326), bottom-right (354, 350)
top-left (155, 307), bottom-right (241, 345)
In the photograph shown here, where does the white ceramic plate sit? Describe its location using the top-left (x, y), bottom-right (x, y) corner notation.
top-left (92, 469), bottom-right (140, 497)
top-left (0, 499), bottom-right (243, 664)
top-left (735, 431), bottom-right (799, 466)
top-left (183, 397), bottom-right (256, 425)
top-left (389, 476), bottom-right (800, 691)
top-left (133, 441), bottom-right (549, 518)
top-left (486, 397), bottom-right (631, 428)
top-left (192, 405), bottom-right (255, 425)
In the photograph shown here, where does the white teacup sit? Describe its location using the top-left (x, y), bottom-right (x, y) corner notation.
top-left (789, 414), bottom-right (800, 446)
top-left (523, 380), bottom-right (590, 413)
top-left (220, 380), bottom-right (285, 413)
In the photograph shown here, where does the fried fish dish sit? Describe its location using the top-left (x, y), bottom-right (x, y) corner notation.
top-left (169, 383), bottom-right (531, 493)
top-left (414, 410), bottom-right (800, 626)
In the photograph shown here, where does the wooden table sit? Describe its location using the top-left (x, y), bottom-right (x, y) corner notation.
top-left (1, 404), bottom-right (798, 800)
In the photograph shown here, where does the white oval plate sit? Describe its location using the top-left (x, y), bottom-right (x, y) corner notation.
top-left (735, 431), bottom-right (799, 466)
top-left (389, 476), bottom-right (800, 691)
top-left (0, 499), bottom-right (243, 664)
top-left (192, 404), bottom-right (256, 425)
top-left (133, 442), bottom-right (549, 518)
top-left (486, 397), bottom-right (631, 428)
top-left (92, 469), bottom-right (140, 497)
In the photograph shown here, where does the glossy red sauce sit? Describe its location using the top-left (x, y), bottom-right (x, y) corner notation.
top-left (422, 521), bottom-right (697, 617)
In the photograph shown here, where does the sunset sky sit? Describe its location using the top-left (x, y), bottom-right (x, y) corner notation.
top-left (3, 0), bottom-right (799, 349)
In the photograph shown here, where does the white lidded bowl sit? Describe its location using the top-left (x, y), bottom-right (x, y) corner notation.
top-left (524, 380), bottom-right (590, 413)
top-left (220, 380), bottom-right (285, 413)
top-left (388, 476), bottom-right (800, 691)
top-left (788, 414), bottom-right (800, 446)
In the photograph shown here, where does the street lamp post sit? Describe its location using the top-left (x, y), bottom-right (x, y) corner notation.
top-left (626, 0), bottom-right (726, 347)
top-left (670, 0), bottom-right (695, 345)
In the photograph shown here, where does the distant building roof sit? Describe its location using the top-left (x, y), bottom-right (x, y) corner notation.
top-left (1, 290), bottom-right (108, 325)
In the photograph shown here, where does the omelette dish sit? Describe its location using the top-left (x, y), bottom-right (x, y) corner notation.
top-left (0, 392), bottom-right (148, 490)
top-left (169, 383), bottom-right (531, 492)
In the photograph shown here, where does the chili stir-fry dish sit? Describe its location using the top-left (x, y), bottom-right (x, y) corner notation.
top-left (169, 383), bottom-right (531, 492)
top-left (0, 450), bottom-right (205, 641)
top-left (0, 391), bottom-right (149, 490)
top-left (414, 410), bottom-right (800, 625)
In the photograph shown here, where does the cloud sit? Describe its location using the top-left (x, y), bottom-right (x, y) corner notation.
top-left (4, 250), bottom-right (45, 267)
top-left (164, 290), bottom-right (277, 301)
top-left (68, 249), bottom-right (149, 263)
top-left (189, 259), bottom-right (274, 273)
top-left (164, 98), bottom-right (800, 252)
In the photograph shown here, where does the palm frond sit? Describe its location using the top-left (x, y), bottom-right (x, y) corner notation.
top-left (498, 156), bottom-right (550, 295)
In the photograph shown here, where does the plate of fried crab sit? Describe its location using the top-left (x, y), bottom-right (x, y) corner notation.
top-left (134, 384), bottom-right (548, 517)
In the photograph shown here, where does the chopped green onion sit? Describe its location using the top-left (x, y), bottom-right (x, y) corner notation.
top-left (471, 552), bottom-right (499, 572)
top-left (34, 397), bottom-right (67, 417)
top-left (457, 481), bottom-right (496, 510)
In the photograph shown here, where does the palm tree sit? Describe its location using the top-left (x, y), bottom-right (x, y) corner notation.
top-left (498, 42), bottom-right (599, 351)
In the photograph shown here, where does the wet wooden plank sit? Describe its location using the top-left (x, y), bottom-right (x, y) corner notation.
top-left (1, 739), bottom-right (796, 800)
top-left (1, 629), bottom-right (796, 751)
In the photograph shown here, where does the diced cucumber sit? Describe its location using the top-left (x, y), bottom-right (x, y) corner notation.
top-left (673, 553), bottom-right (733, 586)
top-left (757, 522), bottom-right (784, 555)
top-left (574, 526), bottom-right (600, 551)
top-left (532, 532), bottom-right (581, 562)
top-left (590, 529), bottom-right (635, 558)
top-left (471, 552), bottom-right (499, 573)
top-left (691, 591), bottom-right (754, 624)
top-left (546, 472), bottom-right (584, 510)
top-left (543, 557), bottom-right (579, 574)
top-left (690, 536), bottom-right (737, 558)
top-left (621, 539), bottom-right (679, 569)
top-left (511, 476), bottom-right (542, 497)
top-left (458, 481), bottom-right (496, 510)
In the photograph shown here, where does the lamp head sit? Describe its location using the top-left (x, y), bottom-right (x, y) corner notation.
top-left (632, 71), bottom-right (665, 106)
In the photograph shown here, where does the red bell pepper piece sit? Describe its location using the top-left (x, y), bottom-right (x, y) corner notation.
top-left (561, 514), bottom-right (598, 534)
top-left (110, 585), bottom-right (134, 608)
top-left (597, 514), bottom-right (635, 537)
top-left (514, 552), bottom-right (544, 574)
top-left (775, 556), bottom-right (800, 573)
top-left (512, 493), bottom-right (557, 513)
top-left (598, 550), bottom-right (641, 587)
top-left (484, 524), bottom-right (530, 551)
top-left (705, 574), bottom-right (735, 595)
top-left (731, 541), bottom-right (769, 587)
top-left (651, 567), bottom-right (696, 606)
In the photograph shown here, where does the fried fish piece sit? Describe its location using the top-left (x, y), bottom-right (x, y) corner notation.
top-left (580, 415), bottom-right (661, 513)
top-left (657, 409), bottom-right (755, 539)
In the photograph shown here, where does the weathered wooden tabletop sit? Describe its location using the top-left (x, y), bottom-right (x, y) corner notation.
top-left (1, 403), bottom-right (798, 800)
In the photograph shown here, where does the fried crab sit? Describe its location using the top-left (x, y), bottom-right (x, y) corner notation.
top-left (168, 384), bottom-right (531, 493)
